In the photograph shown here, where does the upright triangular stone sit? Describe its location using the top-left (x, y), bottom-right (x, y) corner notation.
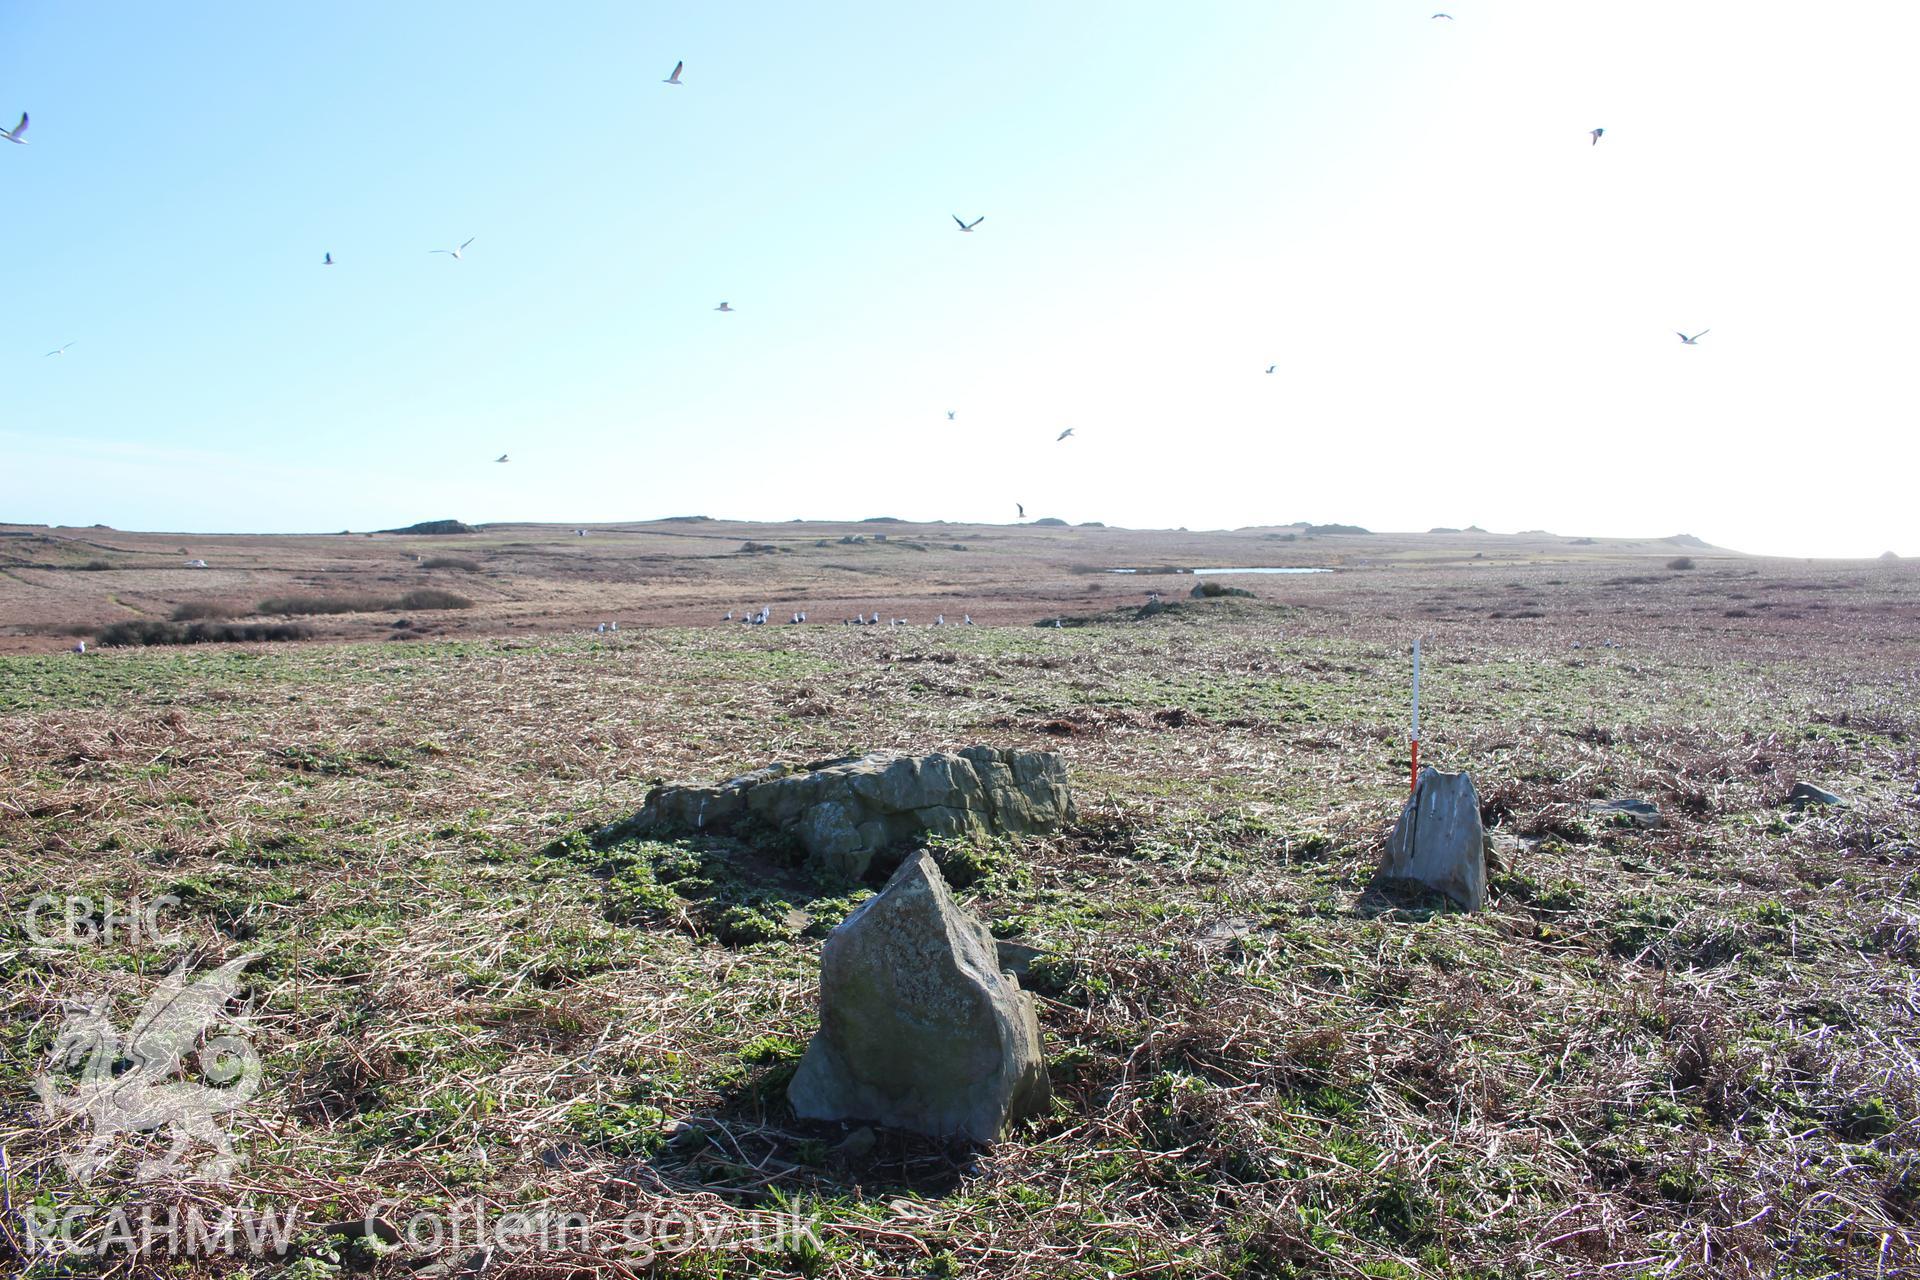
top-left (1382, 768), bottom-right (1487, 910)
top-left (788, 850), bottom-right (1051, 1141)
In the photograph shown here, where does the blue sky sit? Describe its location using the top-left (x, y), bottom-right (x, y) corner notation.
top-left (3, 1), bottom-right (1915, 555)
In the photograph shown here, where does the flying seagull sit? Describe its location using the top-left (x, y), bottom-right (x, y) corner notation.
top-left (1676, 329), bottom-right (1710, 345)
top-left (664, 61), bottom-right (684, 85)
top-left (715, 301), bottom-right (734, 312)
top-left (1265, 364), bottom-right (1276, 374)
top-left (431, 237), bottom-right (476, 260)
top-left (1432, 12), bottom-right (1454, 18)
top-left (494, 454), bottom-right (509, 463)
top-left (1590, 128), bottom-right (1605, 146)
top-left (44, 342), bottom-right (75, 357)
top-left (322, 252), bottom-right (334, 266)
top-left (1, 112), bottom-right (27, 144)
top-left (946, 410), bottom-right (956, 420)
top-left (1017, 503), bottom-right (1025, 519)
top-left (953, 215), bottom-right (984, 233)
top-left (1056, 428), bottom-right (1075, 442)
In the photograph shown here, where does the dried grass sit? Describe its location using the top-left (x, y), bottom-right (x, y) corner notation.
top-left (1, 559), bottom-right (1916, 1278)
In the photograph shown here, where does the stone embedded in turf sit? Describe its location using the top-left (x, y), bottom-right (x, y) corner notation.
top-left (1587, 797), bottom-right (1664, 828)
top-left (1786, 781), bottom-right (1847, 809)
top-left (614, 748), bottom-right (1075, 880)
top-left (1383, 768), bottom-right (1488, 910)
top-left (788, 849), bottom-right (1051, 1142)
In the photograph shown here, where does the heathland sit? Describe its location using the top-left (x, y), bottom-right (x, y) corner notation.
top-left (1, 518), bottom-right (1915, 1277)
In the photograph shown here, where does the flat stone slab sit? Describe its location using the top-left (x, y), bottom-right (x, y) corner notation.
top-left (606, 748), bottom-right (1075, 880)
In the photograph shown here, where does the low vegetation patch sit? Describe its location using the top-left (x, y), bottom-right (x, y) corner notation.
top-left (419, 556), bottom-right (481, 572)
top-left (9, 620), bottom-right (94, 637)
top-left (95, 619), bottom-right (313, 646)
top-left (397, 588), bottom-right (473, 610)
top-left (576, 832), bottom-right (853, 947)
top-left (379, 518), bottom-right (474, 535)
top-left (169, 600), bottom-right (243, 621)
top-left (258, 589), bottom-right (472, 615)
top-left (258, 592), bottom-right (396, 615)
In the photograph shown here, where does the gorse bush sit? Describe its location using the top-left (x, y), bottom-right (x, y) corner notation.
top-left (170, 600), bottom-right (241, 622)
top-left (257, 593), bottom-right (394, 615)
top-left (258, 590), bottom-right (472, 615)
top-left (398, 588), bottom-right (473, 610)
top-left (1667, 557), bottom-right (1697, 571)
top-left (380, 519), bottom-right (474, 535)
top-left (96, 620), bottom-right (313, 647)
top-left (1192, 581), bottom-right (1255, 599)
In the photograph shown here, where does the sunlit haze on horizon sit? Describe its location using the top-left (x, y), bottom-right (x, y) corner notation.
top-left (3, 1), bottom-right (1914, 557)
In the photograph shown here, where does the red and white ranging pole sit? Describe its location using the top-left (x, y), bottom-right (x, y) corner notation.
top-left (1410, 636), bottom-right (1421, 794)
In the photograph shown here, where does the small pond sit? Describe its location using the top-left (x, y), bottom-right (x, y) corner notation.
top-left (1105, 566), bottom-right (1331, 575)
top-left (1190, 567), bottom-right (1332, 575)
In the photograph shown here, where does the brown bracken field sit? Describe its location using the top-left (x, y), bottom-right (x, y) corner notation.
top-left (2, 517), bottom-right (1916, 1278)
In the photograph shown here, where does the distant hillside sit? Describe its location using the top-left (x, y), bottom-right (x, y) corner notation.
top-left (380, 519), bottom-right (475, 536)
